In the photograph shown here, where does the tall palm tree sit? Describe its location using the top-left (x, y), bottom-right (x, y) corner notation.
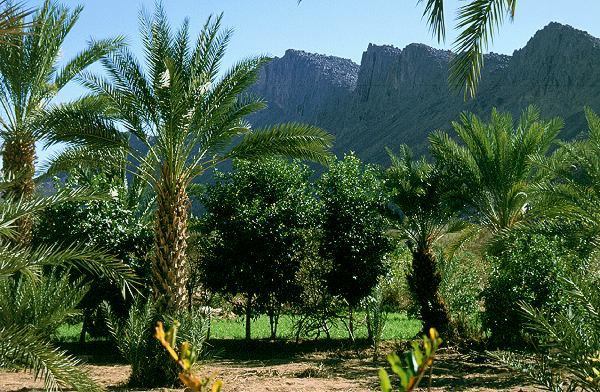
top-left (0, 177), bottom-right (137, 392)
top-left (50, 6), bottom-right (333, 313)
top-left (0, 0), bottom-right (122, 242)
top-left (385, 146), bottom-right (464, 335)
top-left (429, 106), bottom-right (562, 234)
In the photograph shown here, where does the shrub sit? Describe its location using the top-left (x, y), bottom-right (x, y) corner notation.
top-left (438, 250), bottom-right (488, 340)
top-left (496, 275), bottom-right (600, 391)
top-left (105, 301), bottom-right (207, 387)
top-left (483, 232), bottom-right (576, 347)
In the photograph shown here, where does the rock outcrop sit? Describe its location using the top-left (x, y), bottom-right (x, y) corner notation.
top-left (248, 22), bottom-right (600, 163)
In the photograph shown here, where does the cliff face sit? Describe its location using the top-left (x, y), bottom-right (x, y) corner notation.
top-left (248, 22), bottom-right (600, 163)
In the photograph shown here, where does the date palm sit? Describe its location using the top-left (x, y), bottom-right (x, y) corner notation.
top-left (429, 106), bottom-right (562, 235)
top-left (0, 0), bottom-right (122, 242)
top-left (386, 146), bottom-right (464, 335)
top-left (50, 5), bottom-right (333, 312)
top-left (533, 107), bottom-right (600, 245)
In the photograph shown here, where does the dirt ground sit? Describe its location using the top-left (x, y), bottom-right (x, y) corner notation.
top-left (0, 341), bottom-right (539, 391)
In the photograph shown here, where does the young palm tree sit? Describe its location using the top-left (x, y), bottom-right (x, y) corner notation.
top-left (0, 178), bottom-right (137, 392)
top-left (0, 0), bottom-right (122, 242)
top-left (429, 106), bottom-right (562, 234)
top-left (50, 6), bottom-right (333, 313)
top-left (386, 146), bottom-right (464, 335)
top-left (533, 107), bottom-right (600, 244)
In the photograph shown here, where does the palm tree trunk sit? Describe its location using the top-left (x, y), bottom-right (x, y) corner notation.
top-left (408, 246), bottom-right (451, 335)
top-left (153, 172), bottom-right (189, 314)
top-left (2, 137), bottom-right (35, 244)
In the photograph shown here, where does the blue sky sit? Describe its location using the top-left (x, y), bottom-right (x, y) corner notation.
top-left (19, 0), bottom-right (600, 163)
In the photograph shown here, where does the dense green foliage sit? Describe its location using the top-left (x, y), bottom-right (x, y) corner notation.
top-left (200, 158), bottom-right (319, 340)
top-left (483, 232), bottom-right (576, 347)
top-left (318, 153), bottom-right (392, 336)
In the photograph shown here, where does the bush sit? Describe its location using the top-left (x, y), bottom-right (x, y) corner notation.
top-left (483, 232), bottom-right (576, 347)
top-left (496, 274), bottom-right (600, 390)
top-left (105, 301), bottom-right (207, 387)
top-left (438, 250), bottom-right (488, 340)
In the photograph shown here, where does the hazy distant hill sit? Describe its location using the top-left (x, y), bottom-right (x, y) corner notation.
top-left (249, 22), bottom-right (600, 163)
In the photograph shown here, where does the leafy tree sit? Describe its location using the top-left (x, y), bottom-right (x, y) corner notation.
top-left (318, 153), bottom-right (392, 338)
top-left (385, 146), bottom-right (464, 336)
top-left (0, 0), bottom-right (122, 242)
top-left (0, 178), bottom-right (137, 392)
top-left (429, 106), bottom-right (562, 235)
top-left (200, 158), bottom-right (319, 340)
top-left (34, 171), bottom-right (153, 342)
top-left (50, 5), bottom-right (333, 313)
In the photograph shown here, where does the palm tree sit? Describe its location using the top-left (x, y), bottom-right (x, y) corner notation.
top-left (533, 107), bottom-right (600, 245)
top-left (0, 177), bottom-right (137, 392)
top-left (429, 106), bottom-right (562, 234)
top-left (0, 0), bottom-right (122, 242)
top-left (385, 146), bottom-right (464, 335)
top-left (50, 5), bottom-right (333, 313)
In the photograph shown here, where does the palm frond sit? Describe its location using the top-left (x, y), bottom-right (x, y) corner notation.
top-left (226, 123), bottom-right (334, 166)
top-left (419, 0), bottom-right (445, 41)
top-left (449, 0), bottom-right (516, 98)
top-left (0, 325), bottom-right (101, 392)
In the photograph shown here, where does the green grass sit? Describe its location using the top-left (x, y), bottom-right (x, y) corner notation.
top-left (209, 312), bottom-right (421, 340)
top-left (54, 312), bottom-right (421, 343)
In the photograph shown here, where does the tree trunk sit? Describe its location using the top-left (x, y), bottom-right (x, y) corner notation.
top-left (153, 169), bottom-right (189, 314)
top-left (408, 246), bottom-right (451, 335)
top-left (2, 137), bottom-right (36, 244)
top-left (245, 294), bottom-right (252, 341)
top-left (348, 305), bottom-right (354, 341)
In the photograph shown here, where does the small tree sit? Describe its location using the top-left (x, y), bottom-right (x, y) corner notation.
top-left (200, 158), bottom-right (319, 340)
top-left (318, 153), bottom-right (392, 338)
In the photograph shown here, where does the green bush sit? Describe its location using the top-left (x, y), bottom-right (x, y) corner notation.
top-left (483, 232), bottom-right (575, 347)
top-left (438, 250), bottom-right (488, 340)
top-left (105, 301), bottom-right (207, 387)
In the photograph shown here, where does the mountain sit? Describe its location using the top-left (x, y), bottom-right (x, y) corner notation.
top-left (248, 22), bottom-right (600, 163)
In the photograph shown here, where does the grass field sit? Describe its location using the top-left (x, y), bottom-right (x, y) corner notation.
top-left (209, 312), bottom-right (421, 340)
top-left (55, 312), bottom-right (421, 342)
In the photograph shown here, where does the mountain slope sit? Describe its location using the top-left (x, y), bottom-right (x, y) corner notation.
top-left (248, 22), bottom-right (600, 163)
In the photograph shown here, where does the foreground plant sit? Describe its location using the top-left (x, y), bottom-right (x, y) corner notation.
top-left (379, 328), bottom-right (442, 392)
top-left (51, 4), bottom-right (333, 314)
top-left (496, 277), bottom-right (600, 392)
top-left (0, 179), bottom-right (137, 392)
top-left (155, 321), bottom-right (222, 392)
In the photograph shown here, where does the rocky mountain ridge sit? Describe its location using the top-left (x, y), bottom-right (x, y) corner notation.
top-left (248, 22), bottom-right (600, 163)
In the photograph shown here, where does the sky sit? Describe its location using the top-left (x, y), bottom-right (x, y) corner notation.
top-left (17, 0), bottom-right (600, 162)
